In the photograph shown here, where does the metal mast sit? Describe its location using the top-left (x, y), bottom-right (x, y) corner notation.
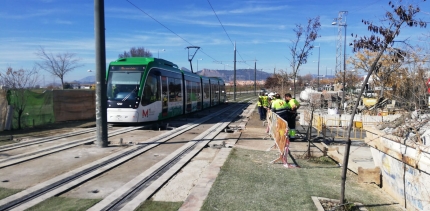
top-left (335, 11), bottom-right (347, 74)
top-left (186, 46), bottom-right (200, 73)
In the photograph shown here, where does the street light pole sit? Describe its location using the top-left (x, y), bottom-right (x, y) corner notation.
top-left (254, 60), bottom-right (257, 96)
top-left (315, 45), bottom-right (320, 89)
top-left (343, 24), bottom-right (347, 109)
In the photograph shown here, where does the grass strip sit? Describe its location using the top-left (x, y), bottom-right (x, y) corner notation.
top-left (26, 197), bottom-right (100, 211)
top-left (201, 148), bottom-right (402, 211)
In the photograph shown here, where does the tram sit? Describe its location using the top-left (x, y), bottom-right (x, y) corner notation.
top-left (106, 57), bottom-right (226, 123)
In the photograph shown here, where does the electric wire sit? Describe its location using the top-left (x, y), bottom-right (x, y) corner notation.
top-left (206, 0), bottom-right (233, 46)
top-left (125, 0), bottom-right (222, 65)
top-left (126, 0), bottom-right (253, 69)
top-left (206, 0), bottom-right (253, 67)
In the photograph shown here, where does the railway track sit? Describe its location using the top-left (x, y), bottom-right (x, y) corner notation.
top-left (0, 126), bottom-right (143, 169)
top-left (0, 127), bottom-right (99, 152)
top-left (0, 102), bottom-right (251, 211)
top-left (90, 103), bottom-right (246, 211)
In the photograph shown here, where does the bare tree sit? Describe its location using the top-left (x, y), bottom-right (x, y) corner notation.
top-left (288, 16), bottom-right (321, 97)
top-left (264, 75), bottom-right (280, 91)
top-left (274, 69), bottom-right (290, 94)
top-left (35, 46), bottom-right (83, 89)
top-left (301, 74), bottom-right (313, 87)
top-left (349, 49), bottom-right (403, 99)
top-left (393, 49), bottom-right (430, 109)
top-left (119, 47), bottom-right (153, 58)
top-left (0, 67), bottom-right (39, 129)
top-left (340, 0), bottom-right (427, 205)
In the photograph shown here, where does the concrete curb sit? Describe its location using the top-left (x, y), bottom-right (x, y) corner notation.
top-left (179, 103), bottom-right (257, 210)
top-left (179, 148), bottom-right (232, 211)
top-left (311, 196), bottom-right (368, 211)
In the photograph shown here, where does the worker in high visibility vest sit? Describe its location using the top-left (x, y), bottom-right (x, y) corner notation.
top-left (257, 92), bottom-right (264, 120)
top-left (270, 93), bottom-right (288, 120)
top-left (285, 93), bottom-right (300, 137)
top-left (261, 93), bottom-right (269, 121)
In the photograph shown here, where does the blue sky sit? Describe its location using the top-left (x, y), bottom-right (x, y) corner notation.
top-left (1, 0), bottom-right (429, 83)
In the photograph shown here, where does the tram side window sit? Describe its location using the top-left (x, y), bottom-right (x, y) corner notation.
top-left (215, 84), bottom-right (220, 99)
top-left (196, 82), bottom-right (201, 101)
top-left (169, 77), bottom-right (182, 102)
top-left (203, 82), bottom-right (210, 99)
top-left (190, 82), bottom-right (198, 101)
top-left (175, 78), bottom-right (182, 102)
top-left (220, 84), bottom-right (226, 101)
top-left (162, 76), bottom-right (168, 105)
top-left (141, 74), bottom-right (160, 106)
top-left (211, 84), bottom-right (217, 101)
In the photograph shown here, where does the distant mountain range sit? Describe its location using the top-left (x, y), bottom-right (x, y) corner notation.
top-left (69, 76), bottom-right (96, 84)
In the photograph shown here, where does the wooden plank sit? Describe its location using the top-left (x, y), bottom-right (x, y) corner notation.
top-left (358, 167), bottom-right (381, 185)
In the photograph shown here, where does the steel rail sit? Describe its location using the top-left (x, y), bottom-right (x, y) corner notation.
top-left (94, 104), bottom-right (245, 211)
top-left (0, 126), bottom-right (142, 168)
top-left (0, 127), bottom-right (98, 152)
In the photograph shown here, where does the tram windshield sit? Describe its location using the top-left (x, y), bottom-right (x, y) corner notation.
top-left (107, 71), bottom-right (142, 101)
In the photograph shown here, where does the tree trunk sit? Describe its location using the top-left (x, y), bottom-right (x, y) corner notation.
top-left (307, 108), bottom-right (315, 157)
top-left (61, 77), bottom-right (64, 90)
top-left (293, 75), bottom-right (296, 97)
top-left (17, 109), bottom-right (23, 130)
top-left (340, 44), bottom-right (389, 204)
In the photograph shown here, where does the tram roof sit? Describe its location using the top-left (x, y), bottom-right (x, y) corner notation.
top-left (110, 57), bottom-right (178, 69)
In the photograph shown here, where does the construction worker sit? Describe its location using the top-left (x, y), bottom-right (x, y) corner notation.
top-left (284, 93), bottom-right (300, 137)
top-left (270, 93), bottom-right (288, 121)
top-left (261, 92), bottom-right (269, 120)
top-left (257, 92), bottom-right (264, 120)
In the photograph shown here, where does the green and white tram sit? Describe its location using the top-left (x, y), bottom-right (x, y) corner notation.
top-left (106, 57), bottom-right (225, 123)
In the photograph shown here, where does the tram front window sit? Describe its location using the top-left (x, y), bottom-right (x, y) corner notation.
top-left (107, 71), bottom-right (142, 101)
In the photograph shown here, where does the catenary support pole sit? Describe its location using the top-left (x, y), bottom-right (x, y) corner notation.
top-left (254, 60), bottom-right (257, 96)
top-left (94, 0), bottom-right (108, 147)
top-left (234, 42), bottom-right (237, 101)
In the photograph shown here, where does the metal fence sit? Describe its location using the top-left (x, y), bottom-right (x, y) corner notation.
top-left (303, 110), bottom-right (378, 141)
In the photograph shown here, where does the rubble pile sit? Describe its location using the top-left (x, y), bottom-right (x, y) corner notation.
top-left (379, 111), bottom-right (430, 146)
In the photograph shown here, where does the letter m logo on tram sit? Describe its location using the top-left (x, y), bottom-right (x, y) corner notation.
top-left (142, 109), bottom-right (149, 118)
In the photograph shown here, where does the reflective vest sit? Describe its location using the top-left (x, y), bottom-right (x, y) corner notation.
top-left (271, 99), bottom-right (288, 111)
top-left (261, 96), bottom-right (269, 107)
top-left (287, 99), bottom-right (300, 110)
top-left (272, 98), bottom-right (288, 120)
top-left (257, 96), bottom-right (262, 107)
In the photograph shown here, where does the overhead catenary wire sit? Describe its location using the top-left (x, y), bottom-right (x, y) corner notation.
top-left (126, 0), bottom-right (253, 69)
top-left (125, 0), bottom-right (222, 65)
top-left (206, 0), bottom-right (233, 46)
top-left (206, 0), bottom-right (253, 68)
